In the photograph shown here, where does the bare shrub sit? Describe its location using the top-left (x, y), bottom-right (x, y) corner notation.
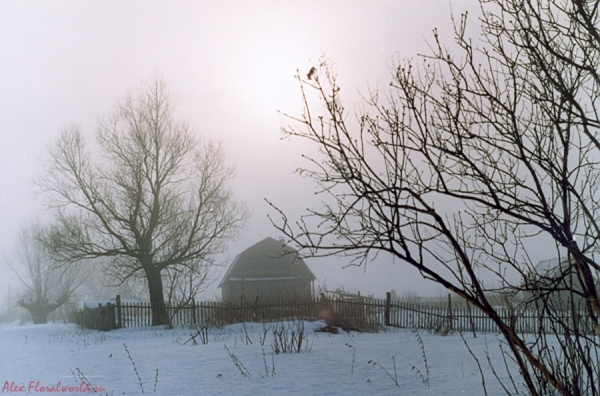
top-left (271, 320), bottom-right (312, 354)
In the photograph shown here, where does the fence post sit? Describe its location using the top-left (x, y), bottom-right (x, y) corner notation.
top-left (447, 294), bottom-right (453, 332)
top-left (116, 295), bottom-right (122, 329)
top-left (385, 292), bottom-right (391, 326)
top-left (192, 297), bottom-right (197, 325)
top-left (466, 300), bottom-right (476, 338)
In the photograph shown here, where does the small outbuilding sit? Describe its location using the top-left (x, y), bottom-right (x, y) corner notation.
top-left (219, 237), bottom-right (316, 303)
top-left (513, 257), bottom-right (599, 311)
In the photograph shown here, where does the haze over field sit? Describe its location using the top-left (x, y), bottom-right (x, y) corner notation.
top-left (1, 0), bottom-right (499, 305)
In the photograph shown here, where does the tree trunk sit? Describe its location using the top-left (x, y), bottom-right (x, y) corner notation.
top-left (19, 298), bottom-right (60, 325)
top-left (30, 307), bottom-right (49, 325)
top-left (144, 266), bottom-right (170, 326)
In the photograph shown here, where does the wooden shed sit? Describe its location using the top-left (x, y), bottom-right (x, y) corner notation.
top-left (219, 237), bottom-right (316, 303)
top-left (513, 257), bottom-right (600, 311)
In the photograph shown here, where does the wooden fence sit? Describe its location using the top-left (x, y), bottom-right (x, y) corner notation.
top-left (71, 292), bottom-right (595, 335)
top-left (71, 296), bottom-right (326, 331)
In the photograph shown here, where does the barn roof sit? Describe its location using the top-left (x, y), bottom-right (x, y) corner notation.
top-left (218, 237), bottom-right (316, 287)
top-left (534, 257), bottom-right (571, 276)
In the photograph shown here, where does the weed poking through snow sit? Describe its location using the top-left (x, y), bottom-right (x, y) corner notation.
top-left (180, 326), bottom-right (209, 345)
top-left (224, 344), bottom-right (252, 379)
top-left (346, 343), bottom-right (356, 375)
top-left (260, 343), bottom-right (276, 378)
top-left (368, 356), bottom-right (399, 388)
top-left (410, 327), bottom-right (430, 388)
top-left (70, 368), bottom-right (112, 395)
top-left (123, 342), bottom-right (159, 393)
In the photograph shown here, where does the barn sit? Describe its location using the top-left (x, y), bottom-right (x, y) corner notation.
top-left (219, 237), bottom-right (316, 303)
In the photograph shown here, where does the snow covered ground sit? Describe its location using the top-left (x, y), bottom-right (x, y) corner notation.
top-left (0, 321), bottom-right (522, 395)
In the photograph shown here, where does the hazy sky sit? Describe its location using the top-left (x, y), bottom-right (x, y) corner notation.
top-left (0, 1), bottom-right (482, 303)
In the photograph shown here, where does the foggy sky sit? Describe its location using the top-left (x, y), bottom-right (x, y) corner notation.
top-left (0, 1), bottom-right (481, 304)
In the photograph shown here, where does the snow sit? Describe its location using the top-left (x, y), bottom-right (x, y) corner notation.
top-left (0, 320), bottom-right (523, 395)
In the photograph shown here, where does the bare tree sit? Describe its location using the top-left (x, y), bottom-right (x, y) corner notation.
top-left (163, 264), bottom-right (211, 306)
top-left (7, 224), bottom-right (84, 324)
top-left (272, 1), bottom-right (600, 394)
top-left (40, 78), bottom-right (248, 326)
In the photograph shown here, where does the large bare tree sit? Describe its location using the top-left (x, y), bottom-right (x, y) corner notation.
top-left (8, 223), bottom-right (84, 324)
top-left (40, 78), bottom-right (248, 326)
top-left (273, 1), bottom-right (600, 394)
